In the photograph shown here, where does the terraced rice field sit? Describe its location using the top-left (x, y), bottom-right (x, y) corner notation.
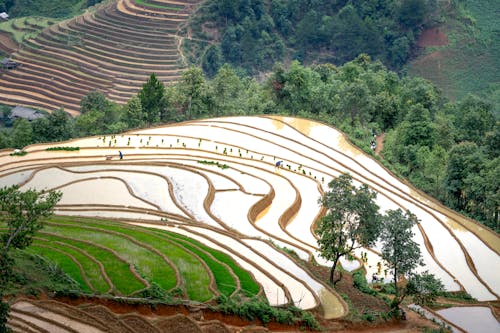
top-left (1, 116), bottom-right (499, 320)
top-left (8, 298), bottom-right (221, 333)
top-left (0, 0), bottom-right (200, 115)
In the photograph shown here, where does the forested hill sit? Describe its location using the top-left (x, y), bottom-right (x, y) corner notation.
top-left (188, 0), bottom-right (438, 76)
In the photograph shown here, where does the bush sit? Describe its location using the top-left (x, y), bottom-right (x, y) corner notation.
top-left (9, 150), bottom-right (27, 156)
top-left (214, 295), bottom-right (320, 329)
top-left (352, 271), bottom-right (377, 296)
top-left (379, 283), bottom-right (396, 294)
top-left (140, 282), bottom-right (167, 300)
top-left (46, 147), bottom-right (80, 151)
top-left (197, 160), bottom-right (229, 169)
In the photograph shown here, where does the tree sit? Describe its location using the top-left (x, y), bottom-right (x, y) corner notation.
top-left (445, 142), bottom-right (484, 210)
top-left (0, 186), bottom-right (62, 252)
top-left (202, 44), bottom-right (223, 78)
top-left (32, 109), bottom-right (74, 142)
top-left (454, 95), bottom-right (496, 145)
top-left (380, 209), bottom-right (437, 309)
top-left (122, 96), bottom-right (144, 128)
top-left (10, 119), bottom-right (33, 149)
top-left (139, 73), bottom-right (165, 124)
top-left (0, 185), bottom-right (62, 333)
top-left (316, 173), bottom-right (381, 284)
top-left (80, 90), bottom-right (110, 114)
top-left (406, 271), bottom-right (445, 307)
top-left (178, 67), bottom-right (207, 119)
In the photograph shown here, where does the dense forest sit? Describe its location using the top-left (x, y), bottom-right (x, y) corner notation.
top-left (0, 56), bottom-right (498, 231)
top-left (188, 0), bottom-right (439, 76)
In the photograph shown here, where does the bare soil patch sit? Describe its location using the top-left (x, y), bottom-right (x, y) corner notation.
top-left (417, 28), bottom-right (449, 47)
top-left (375, 133), bottom-right (385, 156)
top-left (0, 31), bottom-right (18, 53)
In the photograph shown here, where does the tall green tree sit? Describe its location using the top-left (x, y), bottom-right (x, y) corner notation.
top-left (454, 95), bottom-right (496, 145)
top-left (178, 67), bottom-right (207, 119)
top-left (122, 96), bottom-right (144, 128)
top-left (380, 209), bottom-right (423, 307)
top-left (0, 185), bottom-right (62, 333)
top-left (316, 173), bottom-right (381, 284)
top-left (80, 90), bottom-right (110, 114)
top-left (139, 73), bottom-right (166, 124)
top-left (32, 109), bottom-right (74, 142)
top-left (445, 142), bottom-right (485, 210)
top-left (10, 119), bottom-right (33, 149)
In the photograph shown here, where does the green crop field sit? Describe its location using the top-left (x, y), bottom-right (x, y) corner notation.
top-left (0, 17), bottom-right (56, 43)
top-left (133, 0), bottom-right (183, 11)
top-left (11, 216), bottom-right (259, 302)
top-left (407, 0), bottom-right (499, 111)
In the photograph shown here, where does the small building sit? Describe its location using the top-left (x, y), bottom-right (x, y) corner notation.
top-left (8, 106), bottom-right (45, 121)
top-left (0, 12), bottom-right (8, 20)
top-left (1, 58), bottom-right (19, 70)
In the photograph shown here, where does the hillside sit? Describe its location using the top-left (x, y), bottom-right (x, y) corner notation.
top-left (1, 117), bottom-right (498, 317)
top-left (0, 0), bottom-right (200, 115)
top-left (407, 0), bottom-right (499, 111)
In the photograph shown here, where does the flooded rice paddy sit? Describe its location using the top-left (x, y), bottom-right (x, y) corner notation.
top-left (1, 116), bottom-right (498, 317)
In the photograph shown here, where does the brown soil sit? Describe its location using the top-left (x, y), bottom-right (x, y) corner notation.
top-left (375, 133), bottom-right (385, 156)
top-left (0, 31), bottom-right (18, 53)
top-left (417, 28), bottom-right (449, 47)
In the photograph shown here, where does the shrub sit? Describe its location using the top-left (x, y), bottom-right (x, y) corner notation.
top-left (140, 282), bottom-right (167, 300)
top-left (352, 271), bottom-right (377, 296)
top-left (379, 283), bottom-right (396, 294)
top-left (214, 295), bottom-right (320, 329)
top-left (46, 147), bottom-right (80, 151)
top-left (9, 150), bottom-right (27, 156)
top-left (197, 160), bottom-right (229, 169)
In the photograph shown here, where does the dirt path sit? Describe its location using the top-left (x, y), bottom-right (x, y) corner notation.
top-left (375, 132), bottom-right (385, 156)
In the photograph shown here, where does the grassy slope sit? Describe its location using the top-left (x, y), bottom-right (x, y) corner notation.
top-left (2, 216), bottom-right (262, 302)
top-left (0, 17), bottom-right (56, 44)
top-left (407, 0), bottom-right (499, 112)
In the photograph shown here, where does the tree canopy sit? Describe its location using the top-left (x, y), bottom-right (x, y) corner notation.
top-left (379, 209), bottom-right (445, 309)
top-left (316, 173), bottom-right (381, 284)
top-left (0, 185), bottom-right (61, 333)
top-left (189, 0), bottom-right (438, 74)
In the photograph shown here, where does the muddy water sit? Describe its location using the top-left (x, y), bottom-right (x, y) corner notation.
top-left (339, 257), bottom-right (361, 271)
top-left (13, 301), bottom-right (106, 333)
top-left (198, 170), bottom-right (239, 191)
top-left (66, 165), bottom-right (187, 217)
top-left (56, 209), bottom-right (160, 221)
top-left (0, 169), bottom-right (34, 187)
top-left (178, 159), bottom-right (270, 195)
top-left (52, 178), bottom-right (156, 209)
top-left (244, 239), bottom-right (320, 309)
top-left (188, 226), bottom-right (317, 309)
top-left (245, 239), bottom-right (345, 317)
top-left (436, 306), bottom-right (500, 333)
top-left (283, 170), bottom-right (323, 249)
top-left (318, 287), bottom-right (347, 319)
top-left (212, 191), bottom-right (265, 237)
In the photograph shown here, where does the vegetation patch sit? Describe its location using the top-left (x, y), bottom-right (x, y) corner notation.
top-left (214, 295), bottom-right (320, 330)
top-left (30, 217), bottom-right (257, 301)
top-left (198, 160), bottom-right (230, 170)
top-left (157, 229), bottom-right (260, 296)
top-left (9, 150), bottom-right (27, 156)
top-left (46, 146), bottom-right (80, 151)
top-left (133, 0), bottom-right (182, 11)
